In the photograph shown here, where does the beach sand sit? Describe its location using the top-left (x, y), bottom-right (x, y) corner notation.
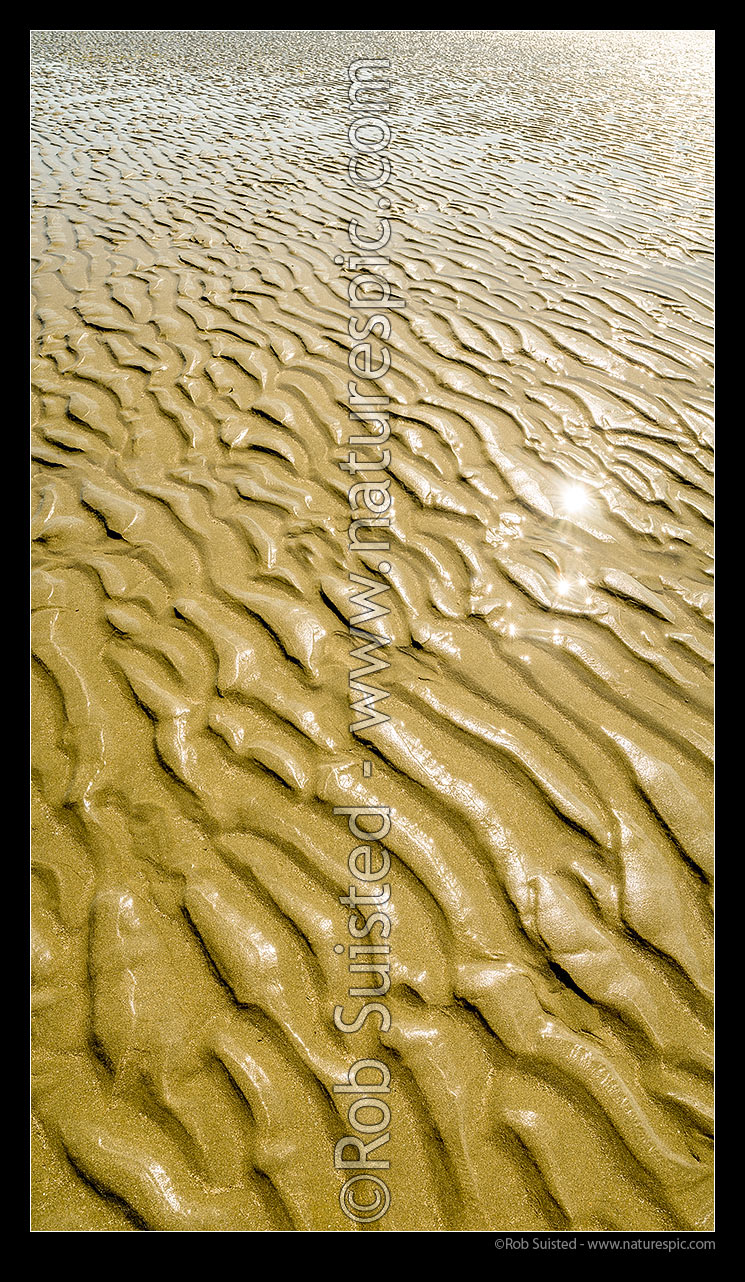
top-left (31, 30), bottom-right (713, 1231)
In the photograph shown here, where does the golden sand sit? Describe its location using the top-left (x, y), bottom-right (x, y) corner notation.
top-left (31, 30), bottom-right (713, 1231)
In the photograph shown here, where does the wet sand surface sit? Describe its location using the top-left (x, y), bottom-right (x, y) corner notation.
top-left (31, 30), bottom-right (713, 1231)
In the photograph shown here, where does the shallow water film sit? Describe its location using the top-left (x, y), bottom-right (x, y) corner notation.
top-left (31, 30), bottom-right (714, 1232)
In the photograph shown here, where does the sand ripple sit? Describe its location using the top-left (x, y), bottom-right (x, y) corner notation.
top-left (31, 30), bottom-right (713, 1231)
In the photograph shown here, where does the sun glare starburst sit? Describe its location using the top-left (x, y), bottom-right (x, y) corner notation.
top-left (561, 483), bottom-right (589, 515)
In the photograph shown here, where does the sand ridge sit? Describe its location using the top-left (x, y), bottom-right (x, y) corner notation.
top-left (31, 30), bottom-right (713, 1232)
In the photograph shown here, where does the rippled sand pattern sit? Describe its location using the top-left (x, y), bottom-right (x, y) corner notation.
top-left (31, 30), bottom-right (714, 1231)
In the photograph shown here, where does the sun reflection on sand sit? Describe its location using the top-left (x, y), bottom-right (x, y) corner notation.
top-left (560, 483), bottom-right (590, 516)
